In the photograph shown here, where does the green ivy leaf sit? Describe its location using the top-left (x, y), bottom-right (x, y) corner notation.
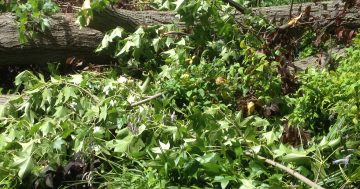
top-left (240, 179), bottom-right (256, 189)
top-left (53, 106), bottom-right (70, 118)
top-left (183, 159), bottom-right (200, 177)
top-left (173, 0), bottom-right (185, 11)
top-left (99, 105), bottom-right (107, 121)
top-left (117, 41), bottom-right (135, 56)
top-left (13, 154), bottom-right (33, 179)
top-left (96, 27), bottom-right (124, 52)
top-left (113, 135), bottom-right (134, 153)
top-left (213, 176), bottom-right (236, 189)
top-left (40, 18), bottom-right (49, 32)
top-left (53, 137), bottom-right (66, 150)
top-left (12, 140), bottom-right (35, 178)
top-left (63, 86), bottom-right (77, 102)
top-left (39, 119), bottom-right (54, 137)
top-left (70, 74), bottom-right (83, 85)
top-left (262, 129), bottom-right (278, 145)
top-left (153, 37), bottom-right (161, 52)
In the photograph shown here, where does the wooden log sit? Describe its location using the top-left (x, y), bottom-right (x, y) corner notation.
top-left (252, 1), bottom-right (360, 28)
top-left (0, 47), bottom-right (348, 106)
top-left (0, 13), bottom-right (110, 65)
top-left (90, 8), bottom-right (179, 33)
top-left (292, 48), bottom-right (346, 71)
top-left (0, 1), bottom-right (359, 66)
top-left (89, 1), bottom-right (360, 32)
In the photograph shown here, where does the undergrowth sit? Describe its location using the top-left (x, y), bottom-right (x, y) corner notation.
top-left (0, 0), bottom-right (360, 188)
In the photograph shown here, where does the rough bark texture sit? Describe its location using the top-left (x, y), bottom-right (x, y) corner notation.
top-left (88, 1), bottom-right (360, 32)
top-left (253, 1), bottom-right (360, 28)
top-left (292, 48), bottom-right (345, 71)
top-left (0, 1), bottom-right (359, 66)
top-left (90, 8), bottom-right (179, 33)
top-left (0, 13), bottom-right (109, 65)
top-left (0, 1), bottom-right (360, 104)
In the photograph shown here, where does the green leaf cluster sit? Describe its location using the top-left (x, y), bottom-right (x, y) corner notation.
top-left (1, 0), bottom-right (360, 188)
top-left (0, 0), bottom-right (59, 43)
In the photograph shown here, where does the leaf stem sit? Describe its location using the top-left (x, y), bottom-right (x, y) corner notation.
top-left (67, 83), bottom-right (100, 102)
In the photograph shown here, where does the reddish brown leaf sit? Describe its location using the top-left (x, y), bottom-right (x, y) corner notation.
top-left (281, 120), bottom-right (311, 147)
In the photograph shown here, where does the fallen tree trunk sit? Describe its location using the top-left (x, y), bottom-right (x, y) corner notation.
top-left (0, 1), bottom-right (359, 66)
top-left (253, 1), bottom-right (360, 28)
top-left (0, 47), bottom-right (347, 105)
top-left (90, 8), bottom-right (179, 33)
top-left (292, 48), bottom-right (346, 71)
top-left (0, 13), bottom-right (111, 65)
top-left (89, 1), bottom-right (360, 32)
top-left (0, 1), bottom-right (358, 104)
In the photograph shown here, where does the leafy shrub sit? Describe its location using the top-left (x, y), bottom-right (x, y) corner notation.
top-left (288, 35), bottom-right (360, 187)
top-left (1, 0), bottom-right (360, 188)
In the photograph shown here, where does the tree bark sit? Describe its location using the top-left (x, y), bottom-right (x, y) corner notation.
top-left (0, 0), bottom-right (357, 104)
top-left (252, 1), bottom-right (360, 28)
top-left (292, 48), bottom-right (345, 71)
top-left (0, 1), bottom-right (359, 66)
top-left (90, 8), bottom-right (179, 33)
top-left (0, 13), bottom-right (110, 65)
top-left (89, 1), bottom-right (360, 32)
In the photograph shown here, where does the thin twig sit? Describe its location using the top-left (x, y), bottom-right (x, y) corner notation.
top-left (163, 31), bottom-right (188, 36)
top-left (289, 0), bottom-right (294, 19)
top-left (67, 83), bottom-right (100, 103)
top-left (130, 92), bottom-right (164, 107)
top-left (245, 152), bottom-right (325, 189)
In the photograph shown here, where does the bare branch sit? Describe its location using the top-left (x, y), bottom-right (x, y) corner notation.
top-left (246, 152), bottom-right (325, 189)
top-left (130, 92), bottom-right (164, 107)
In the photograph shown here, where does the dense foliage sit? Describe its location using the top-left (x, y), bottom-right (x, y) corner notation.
top-left (0, 0), bottom-right (59, 43)
top-left (0, 0), bottom-right (359, 188)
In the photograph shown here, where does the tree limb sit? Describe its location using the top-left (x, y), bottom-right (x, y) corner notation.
top-left (0, 1), bottom-right (358, 66)
top-left (246, 152), bottom-right (325, 189)
top-left (222, 0), bottom-right (248, 14)
top-left (130, 92), bottom-right (164, 107)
